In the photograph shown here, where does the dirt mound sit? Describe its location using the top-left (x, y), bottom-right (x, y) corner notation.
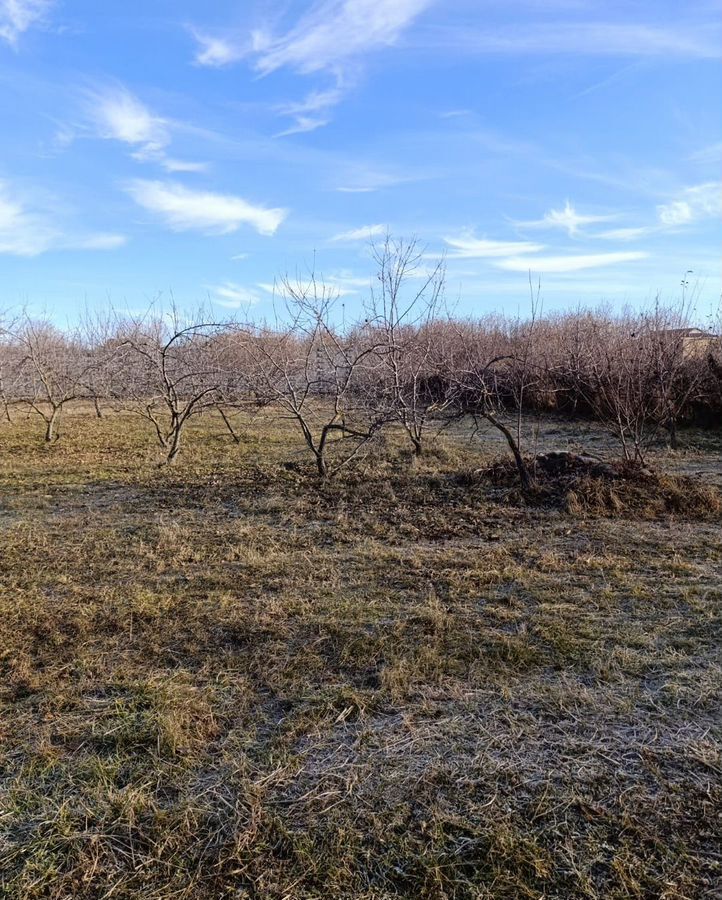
top-left (487, 451), bottom-right (722, 518)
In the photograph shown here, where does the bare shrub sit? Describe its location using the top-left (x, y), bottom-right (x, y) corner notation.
top-left (563, 304), bottom-right (713, 464)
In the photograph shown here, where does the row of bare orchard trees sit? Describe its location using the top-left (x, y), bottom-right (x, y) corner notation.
top-left (1, 239), bottom-right (721, 489)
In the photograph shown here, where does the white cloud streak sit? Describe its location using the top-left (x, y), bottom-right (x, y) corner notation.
top-left (597, 226), bottom-right (660, 242)
top-left (496, 251), bottom-right (648, 273)
top-left (276, 82), bottom-right (347, 136)
top-left (518, 201), bottom-right (615, 237)
top-left (71, 233), bottom-right (128, 251)
top-left (160, 158), bottom-right (209, 174)
top-left (191, 1), bottom-right (433, 132)
top-left (657, 182), bottom-right (721, 226)
top-left (250, 0), bottom-right (434, 75)
top-left (690, 143), bottom-right (722, 165)
top-left (331, 223), bottom-right (387, 242)
top-left (335, 167), bottom-right (424, 193)
top-left (443, 235), bottom-right (545, 258)
top-left (125, 180), bottom-right (287, 236)
top-left (423, 22), bottom-right (722, 59)
top-left (207, 282), bottom-right (261, 308)
top-left (88, 85), bottom-right (170, 155)
top-left (190, 29), bottom-right (248, 67)
top-left (0, 180), bottom-right (126, 256)
top-left (594, 183), bottom-right (722, 242)
top-left (0, 0), bottom-right (51, 46)
top-left (257, 272), bottom-right (368, 299)
top-left (85, 84), bottom-right (207, 173)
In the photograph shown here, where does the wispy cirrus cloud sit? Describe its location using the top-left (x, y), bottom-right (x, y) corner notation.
top-left (125, 180), bottom-right (287, 236)
top-left (517, 201), bottom-right (616, 237)
top-left (256, 271), bottom-right (370, 299)
top-left (325, 271), bottom-right (372, 295)
top-left (335, 165), bottom-right (428, 193)
top-left (249, 0), bottom-right (434, 75)
top-left (440, 219), bottom-right (649, 274)
top-left (84, 83), bottom-right (207, 172)
top-left (656, 181), bottom-right (721, 226)
top-left (599, 181), bottom-right (722, 240)
top-left (275, 82), bottom-right (347, 136)
top-left (496, 250), bottom-right (648, 273)
top-left (70, 233), bottom-right (127, 250)
top-left (336, 186), bottom-right (377, 194)
top-left (207, 281), bottom-right (262, 308)
top-left (160, 158), bottom-right (209, 174)
top-left (189, 28), bottom-right (249, 67)
top-left (690, 142), bottom-right (722, 165)
top-left (331, 223), bottom-right (387, 242)
top-left (88, 84), bottom-right (170, 157)
top-left (421, 21), bottom-right (722, 59)
top-left (0, 183), bottom-right (56, 255)
top-left (0, 179), bottom-right (126, 256)
top-left (191, 0), bottom-right (434, 133)
top-left (598, 225), bottom-right (660, 242)
top-left (0, 0), bottom-right (52, 46)
top-left (443, 234), bottom-right (545, 258)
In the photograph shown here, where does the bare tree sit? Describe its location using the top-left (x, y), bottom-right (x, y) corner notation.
top-left (440, 317), bottom-right (537, 492)
top-left (574, 312), bottom-right (665, 465)
top-left (506, 275), bottom-right (544, 459)
top-left (644, 302), bottom-right (709, 450)
top-left (364, 236), bottom-right (447, 458)
top-left (244, 275), bottom-right (386, 480)
top-left (0, 312), bottom-right (21, 424)
top-left (115, 308), bottom-right (228, 465)
top-left (209, 326), bottom-right (263, 445)
top-left (2, 273), bottom-right (719, 478)
top-left (9, 314), bottom-right (106, 442)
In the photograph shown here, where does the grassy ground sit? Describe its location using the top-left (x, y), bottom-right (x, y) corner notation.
top-left (1, 408), bottom-right (720, 899)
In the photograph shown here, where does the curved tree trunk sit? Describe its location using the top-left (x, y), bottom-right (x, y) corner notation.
top-left (484, 411), bottom-right (535, 494)
top-left (45, 405), bottom-right (62, 443)
top-left (316, 427), bottom-right (330, 479)
top-left (165, 422), bottom-right (183, 465)
top-left (218, 406), bottom-right (241, 444)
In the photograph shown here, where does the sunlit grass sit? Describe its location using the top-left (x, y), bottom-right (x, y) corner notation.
top-left (1, 409), bottom-right (720, 898)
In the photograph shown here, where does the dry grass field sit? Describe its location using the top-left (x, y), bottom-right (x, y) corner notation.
top-left (1, 408), bottom-right (720, 899)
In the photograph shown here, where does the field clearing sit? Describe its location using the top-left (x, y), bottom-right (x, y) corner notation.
top-left (1, 409), bottom-right (721, 899)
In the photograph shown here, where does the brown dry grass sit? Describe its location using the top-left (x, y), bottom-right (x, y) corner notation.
top-left (484, 454), bottom-right (722, 519)
top-left (0, 408), bottom-right (720, 898)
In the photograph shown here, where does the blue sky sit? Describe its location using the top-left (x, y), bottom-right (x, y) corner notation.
top-left (1, 0), bottom-right (720, 323)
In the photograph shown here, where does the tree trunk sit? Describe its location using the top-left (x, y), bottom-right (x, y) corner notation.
top-left (314, 425), bottom-right (332, 480)
top-left (45, 406), bottom-right (61, 443)
top-left (485, 413), bottom-right (535, 494)
top-left (166, 427), bottom-right (182, 464)
top-left (667, 418), bottom-right (678, 450)
top-left (218, 406), bottom-right (241, 443)
top-left (505, 434), bottom-right (534, 494)
top-left (315, 451), bottom-right (328, 479)
top-left (93, 396), bottom-right (103, 419)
